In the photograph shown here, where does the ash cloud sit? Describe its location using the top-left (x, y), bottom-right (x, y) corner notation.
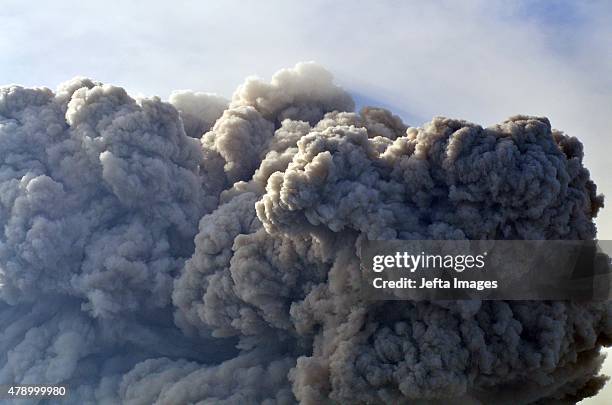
top-left (0, 62), bottom-right (609, 404)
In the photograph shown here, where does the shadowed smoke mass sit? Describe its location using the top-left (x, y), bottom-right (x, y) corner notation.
top-left (0, 63), bottom-right (609, 404)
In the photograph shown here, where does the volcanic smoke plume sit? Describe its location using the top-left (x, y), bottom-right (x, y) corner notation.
top-left (0, 62), bottom-right (609, 404)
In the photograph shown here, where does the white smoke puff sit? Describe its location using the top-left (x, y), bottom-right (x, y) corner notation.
top-left (315, 107), bottom-right (407, 140)
top-left (267, 119), bottom-right (312, 154)
top-left (199, 62), bottom-right (355, 193)
top-left (256, 124), bottom-right (407, 239)
top-left (169, 90), bottom-right (228, 138)
top-left (231, 62), bottom-right (355, 125)
top-left (218, 119), bottom-right (311, 202)
top-left (55, 77), bottom-right (99, 105)
top-left (201, 107), bottom-right (275, 184)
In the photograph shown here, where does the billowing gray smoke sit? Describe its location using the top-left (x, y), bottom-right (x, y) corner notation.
top-left (0, 62), bottom-right (609, 404)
